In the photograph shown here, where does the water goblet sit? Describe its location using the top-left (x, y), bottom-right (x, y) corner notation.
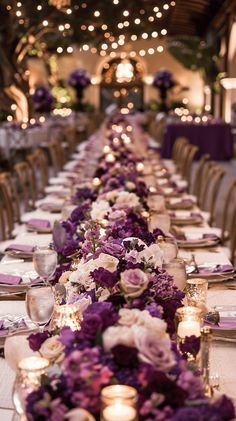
top-left (33, 246), bottom-right (57, 284)
top-left (25, 284), bottom-right (55, 330)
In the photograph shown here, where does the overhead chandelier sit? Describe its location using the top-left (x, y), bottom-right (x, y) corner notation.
top-left (48, 0), bottom-right (71, 9)
top-left (116, 59), bottom-right (134, 83)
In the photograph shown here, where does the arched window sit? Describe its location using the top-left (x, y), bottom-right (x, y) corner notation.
top-left (100, 57), bottom-right (144, 112)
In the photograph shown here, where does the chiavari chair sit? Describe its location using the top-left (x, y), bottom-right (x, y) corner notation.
top-left (14, 161), bottom-right (36, 211)
top-left (27, 149), bottom-right (49, 198)
top-left (47, 140), bottom-right (66, 175)
top-left (220, 178), bottom-right (236, 263)
top-left (0, 172), bottom-right (21, 226)
top-left (192, 154), bottom-right (210, 199)
top-left (172, 137), bottom-right (188, 166)
top-left (200, 163), bottom-right (225, 225)
top-left (182, 144), bottom-right (199, 187)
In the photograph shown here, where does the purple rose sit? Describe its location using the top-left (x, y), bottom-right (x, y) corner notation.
top-left (80, 313), bottom-right (103, 339)
top-left (112, 345), bottom-right (138, 367)
top-left (91, 268), bottom-right (118, 289)
top-left (120, 268), bottom-right (149, 298)
top-left (83, 302), bottom-right (119, 330)
top-left (28, 331), bottom-right (50, 351)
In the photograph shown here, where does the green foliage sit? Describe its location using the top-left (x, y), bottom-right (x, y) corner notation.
top-left (167, 35), bottom-right (221, 83)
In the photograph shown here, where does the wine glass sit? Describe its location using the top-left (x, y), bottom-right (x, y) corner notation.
top-left (33, 246), bottom-right (57, 284)
top-left (25, 284), bottom-right (55, 330)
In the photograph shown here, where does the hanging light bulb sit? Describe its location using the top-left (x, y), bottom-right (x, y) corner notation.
top-left (48, 0), bottom-right (71, 9)
top-left (116, 59), bottom-right (134, 83)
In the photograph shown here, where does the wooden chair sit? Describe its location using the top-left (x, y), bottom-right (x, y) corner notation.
top-left (47, 140), bottom-right (66, 175)
top-left (200, 163), bottom-right (225, 225)
top-left (64, 127), bottom-right (77, 155)
top-left (14, 161), bottom-right (36, 211)
top-left (172, 137), bottom-right (188, 166)
top-left (220, 178), bottom-right (236, 263)
top-left (0, 172), bottom-right (21, 226)
top-left (182, 144), bottom-right (199, 186)
top-left (27, 149), bottom-right (49, 198)
top-left (192, 154), bottom-right (210, 199)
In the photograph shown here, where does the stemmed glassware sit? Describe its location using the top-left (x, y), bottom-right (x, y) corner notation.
top-left (33, 246), bottom-right (58, 284)
top-left (25, 246), bottom-right (57, 330)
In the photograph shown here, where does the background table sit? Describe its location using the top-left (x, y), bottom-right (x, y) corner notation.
top-left (162, 123), bottom-right (234, 161)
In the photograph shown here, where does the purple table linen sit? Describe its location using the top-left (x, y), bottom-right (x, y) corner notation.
top-left (162, 123), bottom-right (233, 160)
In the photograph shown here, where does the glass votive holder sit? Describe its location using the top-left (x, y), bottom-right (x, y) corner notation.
top-left (186, 278), bottom-right (208, 310)
top-left (163, 258), bottom-right (187, 290)
top-left (12, 356), bottom-right (49, 415)
top-left (101, 385), bottom-right (138, 421)
top-left (157, 236), bottom-right (178, 263)
top-left (49, 304), bottom-right (83, 331)
top-left (148, 212), bottom-right (170, 235)
top-left (176, 306), bottom-right (202, 339)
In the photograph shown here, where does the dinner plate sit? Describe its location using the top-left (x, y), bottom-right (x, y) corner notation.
top-left (0, 315), bottom-right (36, 347)
top-left (4, 249), bottom-right (33, 260)
top-left (166, 199), bottom-right (194, 210)
top-left (177, 236), bottom-right (220, 248)
top-left (170, 214), bottom-right (203, 226)
top-left (0, 271), bottom-right (38, 291)
top-left (187, 264), bottom-right (235, 280)
top-left (26, 225), bottom-right (52, 234)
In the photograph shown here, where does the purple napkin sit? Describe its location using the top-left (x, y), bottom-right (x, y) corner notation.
top-left (198, 264), bottom-right (234, 275)
top-left (190, 212), bottom-right (202, 218)
top-left (27, 218), bottom-right (51, 229)
top-left (6, 244), bottom-right (34, 253)
top-left (0, 274), bottom-right (22, 285)
top-left (40, 203), bottom-right (61, 212)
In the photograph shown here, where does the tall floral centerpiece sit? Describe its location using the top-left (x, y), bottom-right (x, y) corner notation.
top-left (153, 69), bottom-right (176, 112)
top-left (31, 85), bottom-right (54, 113)
top-left (68, 69), bottom-right (91, 111)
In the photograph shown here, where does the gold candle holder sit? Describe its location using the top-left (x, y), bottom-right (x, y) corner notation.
top-left (186, 278), bottom-right (208, 310)
top-left (50, 304), bottom-right (83, 331)
top-left (101, 385), bottom-right (138, 421)
top-left (12, 356), bottom-right (49, 415)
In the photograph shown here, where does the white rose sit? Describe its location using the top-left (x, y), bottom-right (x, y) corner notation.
top-left (126, 181), bottom-right (136, 191)
top-left (118, 308), bottom-right (141, 326)
top-left (105, 190), bottom-right (120, 202)
top-left (59, 271), bottom-right (73, 285)
top-left (135, 310), bottom-right (168, 338)
top-left (40, 335), bottom-right (64, 362)
top-left (120, 268), bottom-right (149, 298)
top-left (139, 244), bottom-right (163, 268)
top-left (90, 200), bottom-right (111, 221)
top-left (95, 253), bottom-right (119, 272)
top-left (103, 325), bottom-right (135, 352)
top-left (66, 408), bottom-right (95, 421)
top-left (116, 191), bottom-right (140, 207)
top-left (69, 253), bottom-right (118, 286)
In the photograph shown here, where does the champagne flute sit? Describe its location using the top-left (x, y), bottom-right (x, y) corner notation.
top-left (25, 284), bottom-right (55, 330)
top-left (33, 246), bottom-right (57, 284)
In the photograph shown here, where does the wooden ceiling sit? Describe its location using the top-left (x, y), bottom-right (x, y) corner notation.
top-left (164, 0), bottom-right (236, 36)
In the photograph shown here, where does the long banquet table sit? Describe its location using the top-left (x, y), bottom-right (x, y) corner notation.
top-left (162, 122), bottom-right (234, 160)
top-left (0, 120), bottom-right (236, 420)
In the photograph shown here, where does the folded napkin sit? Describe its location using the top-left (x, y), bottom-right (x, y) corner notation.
top-left (40, 202), bottom-right (62, 212)
top-left (27, 218), bottom-right (51, 229)
top-left (6, 244), bottom-right (34, 253)
top-left (0, 274), bottom-right (22, 285)
top-left (176, 233), bottom-right (218, 242)
top-left (192, 264), bottom-right (234, 276)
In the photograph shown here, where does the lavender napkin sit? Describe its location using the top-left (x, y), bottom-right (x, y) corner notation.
top-left (40, 203), bottom-right (61, 212)
top-left (0, 274), bottom-right (22, 285)
top-left (27, 218), bottom-right (51, 229)
top-left (197, 264), bottom-right (234, 275)
top-left (176, 233), bottom-right (218, 242)
top-left (6, 244), bottom-right (34, 253)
